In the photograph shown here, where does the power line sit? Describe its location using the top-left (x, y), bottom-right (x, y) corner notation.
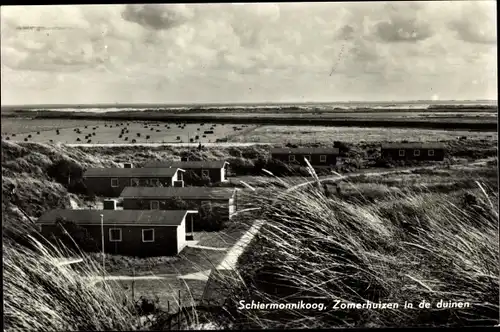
top-left (329, 43), bottom-right (346, 76)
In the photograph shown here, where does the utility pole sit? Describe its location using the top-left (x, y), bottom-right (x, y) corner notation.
top-left (100, 214), bottom-right (105, 284)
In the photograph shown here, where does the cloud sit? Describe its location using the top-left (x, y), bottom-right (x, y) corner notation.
top-left (448, 2), bottom-right (496, 45)
top-left (0, 2), bottom-right (497, 105)
top-left (338, 25), bottom-right (355, 40)
top-left (375, 20), bottom-right (433, 43)
top-left (121, 4), bottom-right (195, 31)
top-left (372, 3), bottom-right (433, 43)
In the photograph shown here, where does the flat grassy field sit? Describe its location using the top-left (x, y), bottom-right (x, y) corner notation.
top-left (1, 118), bottom-right (255, 144)
top-left (3, 107), bottom-right (497, 131)
top-left (234, 125), bottom-right (498, 144)
top-left (1, 118), bottom-right (115, 135)
top-left (3, 117), bottom-right (497, 145)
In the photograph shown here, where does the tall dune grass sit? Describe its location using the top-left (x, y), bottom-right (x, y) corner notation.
top-left (2, 140), bottom-right (498, 330)
top-left (225, 163), bottom-right (499, 328)
top-left (3, 235), bottom-right (139, 331)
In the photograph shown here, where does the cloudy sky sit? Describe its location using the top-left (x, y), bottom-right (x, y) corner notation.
top-left (1, 2), bottom-right (496, 106)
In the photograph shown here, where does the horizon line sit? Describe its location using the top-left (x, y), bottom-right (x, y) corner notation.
top-left (2, 99), bottom-right (498, 109)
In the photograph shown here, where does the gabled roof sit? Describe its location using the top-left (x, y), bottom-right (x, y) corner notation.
top-left (270, 147), bottom-right (340, 155)
top-left (83, 167), bottom-right (182, 178)
top-left (380, 142), bottom-right (446, 149)
top-left (120, 186), bottom-right (236, 200)
top-left (36, 209), bottom-right (196, 226)
top-left (143, 160), bottom-right (228, 169)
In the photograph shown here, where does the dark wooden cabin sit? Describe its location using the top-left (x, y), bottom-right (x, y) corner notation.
top-left (83, 167), bottom-right (185, 197)
top-left (380, 142), bottom-right (446, 161)
top-left (143, 160), bottom-right (229, 185)
top-left (270, 147), bottom-right (339, 167)
top-left (119, 186), bottom-right (237, 231)
top-left (36, 209), bottom-right (198, 257)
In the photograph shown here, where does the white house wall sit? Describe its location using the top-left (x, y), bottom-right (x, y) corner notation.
top-left (177, 217), bottom-right (187, 254)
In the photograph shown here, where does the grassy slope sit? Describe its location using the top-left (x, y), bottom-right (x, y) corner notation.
top-left (226, 166), bottom-right (499, 328)
top-left (2, 138), bottom-right (498, 330)
top-left (4, 238), bottom-right (140, 331)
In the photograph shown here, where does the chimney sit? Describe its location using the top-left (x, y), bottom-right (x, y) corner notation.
top-left (123, 163), bottom-right (133, 168)
top-left (103, 199), bottom-right (117, 210)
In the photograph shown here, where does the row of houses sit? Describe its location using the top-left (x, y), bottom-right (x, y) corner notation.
top-left (37, 160), bottom-right (237, 257)
top-left (85, 143), bottom-right (447, 198)
top-left (36, 142), bottom-right (446, 257)
top-left (84, 160), bottom-right (229, 197)
top-left (270, 143), bottom-right (446, 166)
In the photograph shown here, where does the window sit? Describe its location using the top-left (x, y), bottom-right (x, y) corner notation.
top-left (150, 178), bottom-right (159, 186)
top-left (304, 155), bottom-right (311, 162)
top-left (399, 149), bottom-right (405, 157)
top-left (320, 155), bottom-right (327, 163)
top-left (130, 178), bottom-right (140, 187)
top-left (142, 229), bottom-right (155, 242)
top-left (111, 178), bottom-right (119, 187)
top-left (414, 149), bottom-right (420, 157)
top-left (201, 170), bottom-right (209, 177)
top-left (178, 171), bottom-right (183, 181)
top-left (428, 149), bottom-right (435, 156)
top-left (288, 155), bottom-right (296, 162)
top-left (109, 228), bottom-right (122, 242)
top-left (150, 200), bottom-right (160, 210)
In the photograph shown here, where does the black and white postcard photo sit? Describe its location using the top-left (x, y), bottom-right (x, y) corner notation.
top-left (2, 2), bottom-right (498, 330)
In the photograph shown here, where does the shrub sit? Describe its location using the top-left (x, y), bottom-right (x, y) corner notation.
top-left (52, 217), bottom-right (99, 252)
top-left (47, 158), bottom-right (84, 187)
top-left (135, 295), bottom-right (160, 316)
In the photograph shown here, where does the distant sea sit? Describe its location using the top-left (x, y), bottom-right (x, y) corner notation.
top-left (1, 100), bottom-right (497, 114)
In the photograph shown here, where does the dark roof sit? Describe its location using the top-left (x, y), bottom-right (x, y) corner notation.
top-left (270, 147), bottom-right (340, 155)
top-left (84, 167), bottom-right (180, 178)
top-left (36, 209), bottom-right (193, 226)
top-left (143, 160), bottom-right (227, 169)
top-left (381, 142), bottom-right (446, 149)
top-left (120, 186), bottom-right (236, 200)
